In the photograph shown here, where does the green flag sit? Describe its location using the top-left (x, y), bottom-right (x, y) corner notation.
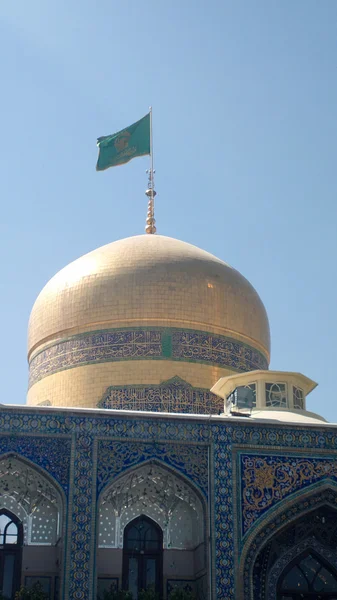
top-left (96, 113), bottom-right (150, 171)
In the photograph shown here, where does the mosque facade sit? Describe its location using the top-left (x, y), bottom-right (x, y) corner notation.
top-left (1, 233), bottom-right (336, 600)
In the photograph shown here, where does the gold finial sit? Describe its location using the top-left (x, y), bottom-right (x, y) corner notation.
top-left (145, 188), bottom-right (157, 234)
top-left (145, 107), bottom-right (157, 234)
top-left (145, 168), bottom-right (156, 234)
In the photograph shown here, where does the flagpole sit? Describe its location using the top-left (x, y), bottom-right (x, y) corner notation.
top-left (145, 106), bottom-right (157, 234)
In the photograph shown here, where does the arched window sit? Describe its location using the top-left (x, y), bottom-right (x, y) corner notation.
top-left (0, 509), bottom-right (23, 600)
top-left (0, 513), bottom-right (19, 545)
top-left (277, 550), bottom-right (337, 599)
top-left (122, 515), bottom-right (163, 599)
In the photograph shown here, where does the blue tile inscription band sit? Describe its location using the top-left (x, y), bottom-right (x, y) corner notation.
top-left (98, 376), bottom-right (223, 414)
top-left (29, 327), bottom-right (268, 386)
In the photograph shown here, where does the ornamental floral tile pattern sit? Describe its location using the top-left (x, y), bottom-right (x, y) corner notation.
top-left (231, 425), bottom-right (337, 449)
top-left (241, 453), bottom-right (337, 536)
top-left (213, 427), bottom-right (235, 599)
top-left (97, 439), bottom-right (209, 497)
top-left (68, 434), bottom-right (94, 600)
top-left (0, 435), bottom-right (71, 495)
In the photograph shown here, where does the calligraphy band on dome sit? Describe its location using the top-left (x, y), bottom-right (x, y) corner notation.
top-left (28, 327), bottom-right (269, 389)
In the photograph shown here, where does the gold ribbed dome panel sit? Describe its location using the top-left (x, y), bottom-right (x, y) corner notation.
top-left (28, 235), bottom-right (270, 357)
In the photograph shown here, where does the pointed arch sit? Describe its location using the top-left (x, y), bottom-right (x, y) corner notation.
top-left (97, 458), bottom-right (207, 550)
top-left (95, 459), bottom-right (209, 600)
top-left (122, 515), bottom-right (163, 598)
top-left (0, 508), bottom-right (24, 599)
top-left (98, 457), bottom-right (208, 506)
top-left (96, 439), bottom-right (209, 500)
top-left (0, 452), bottom-right (67, 600)
top-left (0, 508), bottom-right (23, 545)
top-left (238, 481), bottom-right (337, 599)
top-left (0, 451), bottom-right (68, 552)
top-left (0, 452), bottom-right (67, 509)
top-left (268, 540), bottom-right (337, 599)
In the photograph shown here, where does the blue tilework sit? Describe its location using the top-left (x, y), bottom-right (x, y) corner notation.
top-left (240, 452), bottom-right (337, 537)
top-left (242, 487), bottom-right (337, 600)
top-left (213, 431), bottom-right (235, 599)
top-left (97, 439), bottom-right (208, 498)
top-left (28, 327), bottom-right (268, 387)
top-left (29, 329), bottom-right (161, 387)
top-left (99, 376), bottom-right (223, 414)
top-left (0, 435), bottom-right (71, 495)
top-left (211, 422), bottom-right (337, 599)
top-left (2, 407), bottom-right (337, 600)
top-left (0, 411), bottom-right (211, 443)
top-left (172, 330), bottom-right (268, 372)
top-left (68, 433), bottom-right (94, 600)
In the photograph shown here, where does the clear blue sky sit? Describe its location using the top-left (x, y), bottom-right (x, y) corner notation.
top-left (1, 1), bottom-right (337, 420)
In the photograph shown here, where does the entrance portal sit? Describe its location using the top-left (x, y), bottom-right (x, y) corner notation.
top-left (122, 515), bottom-right (163, 599)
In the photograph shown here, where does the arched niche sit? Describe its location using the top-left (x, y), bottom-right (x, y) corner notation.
top-left (274, 545), bottom-right (337, 599)
top-left (98, 461), bottom-right (205, 550)
top-left (0, 453), bottom-right (66, 600)
top-left (96, 461), bottom-right (208, 599)
top-left (0, 454), bottom-right (64, 545)
top-left (122, 515), bottom-right (163, 598)
top-left (240, 485), bottom-right (337, 600)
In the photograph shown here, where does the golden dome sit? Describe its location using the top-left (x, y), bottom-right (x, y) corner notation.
top-left (27, 235), bottom-right (270, 411)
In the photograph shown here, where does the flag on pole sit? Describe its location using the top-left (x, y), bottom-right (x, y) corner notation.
top-left (96, 113), bottom-right (150, 171)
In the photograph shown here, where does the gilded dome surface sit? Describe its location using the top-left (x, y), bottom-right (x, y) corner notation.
top-left (27, 235), bottom-right (270, 411)
top-left (28, 235), bottom-right (270, 356)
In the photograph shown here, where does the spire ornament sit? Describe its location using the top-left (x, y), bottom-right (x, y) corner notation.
top-left (145, 169), bottom-right (156, 234)
top-left (145, 107), bottom-right (157, 234)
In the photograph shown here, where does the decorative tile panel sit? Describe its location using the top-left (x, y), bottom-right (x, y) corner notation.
top-left (68, 434), bottom-right (94, 600)
top-left (28, 327), bottom-right (268, 387)
top-left (240, 453), bottom-right (337, 536)
top-left (213, 429), bottom-right (235, 600)
top-left (0, 435), bottom-right (71, 495)
top-left (0, 410), bottom-right (210, 443)
top-left (97, 439), bottom-right (208, 498)
top-left (99, 376), bottom-right (223, 414)
top-left (231, 425), bottom-right (337, 449)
